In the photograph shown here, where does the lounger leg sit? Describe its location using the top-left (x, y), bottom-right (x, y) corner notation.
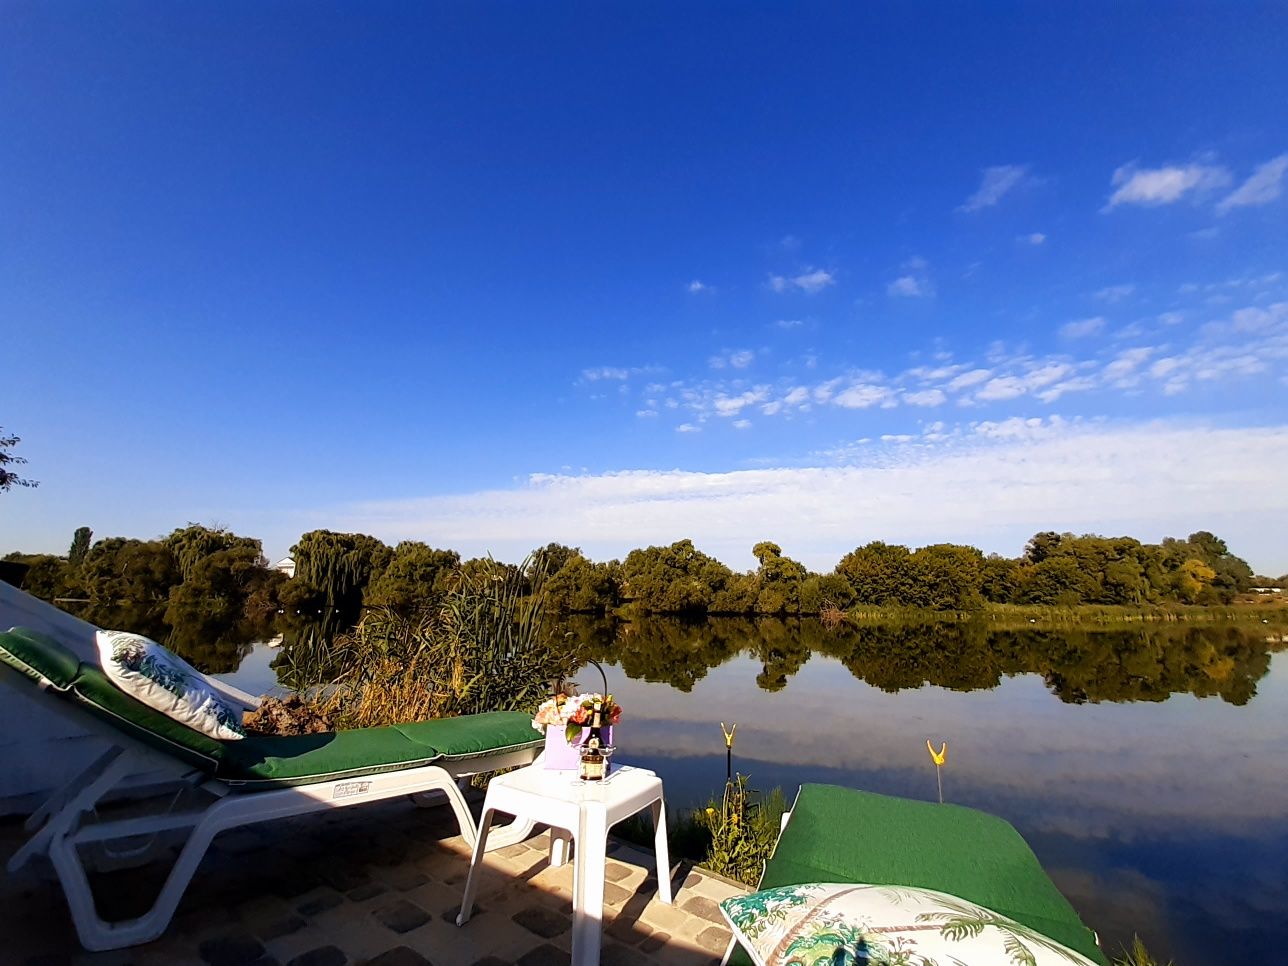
top-left (456, 806), bottom-right (495, 927)
top-left (48, 804), bottom-right (222, 951)
top-left (650, 797), bottom-right (672, 904)
top-left (9, 749), bottom-right (132, 874)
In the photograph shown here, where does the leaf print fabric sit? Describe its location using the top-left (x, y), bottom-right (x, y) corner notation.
top-left (96, 630), bottom-right (246, 740)
top-left (720, 883), bottom-right (1100, 966)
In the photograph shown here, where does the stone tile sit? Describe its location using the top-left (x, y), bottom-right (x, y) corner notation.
top-left (372, 899), bottom-right (431, 934)
top-left (258, 914), bottom-right (307, 941)
top-left (514, 945), bottom-right (567, 966)
top-left (695, 925), bottom-right (732, 954)
top-left (296, 890), bottom-right (344, 917)
top-left (603, 863), bottom-right (634, 883)
top-left (638, 930), bottom-right (671, 954)
top-left (602, 882), bottom-right (632, 908)
top-left (321, 866), bottom-right (372, 893)
top-left (511, 904), bottom-right (569, 939)
top-left (680, 896), bottom-right (724, 925)
top-left (362, 948), bottom-right (433, 966)
top-left (199, 933), bottom-right (267, 966)
top-left (347, 882), bottom-right (389, 903)
top-left (606, 914), bottom-right (652, 944)
top-left (286, 946), bottom-right (347, 966)
top-left (381, 868), bottom-right (430, 892)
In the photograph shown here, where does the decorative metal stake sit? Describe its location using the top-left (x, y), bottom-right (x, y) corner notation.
top-left (926, 739), bottom-right (947, 804)
top-left (721, 722), bottom-right (737, 781)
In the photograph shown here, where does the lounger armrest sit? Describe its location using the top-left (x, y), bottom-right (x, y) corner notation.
top-left (203, 677), bottom-right (261, 712)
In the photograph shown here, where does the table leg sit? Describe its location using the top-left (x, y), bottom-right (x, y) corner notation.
top-left (550, 827), bottom-right (573, 867)
top-left (651, 797), bottom-right (673, 904)
top-left (456, 806), bottom-right (495, 927)
top-left (571, 802), bottom-right (608, 966)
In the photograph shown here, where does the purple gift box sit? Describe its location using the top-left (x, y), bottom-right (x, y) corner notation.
top-left (543, 725), bottom-right (614, 771)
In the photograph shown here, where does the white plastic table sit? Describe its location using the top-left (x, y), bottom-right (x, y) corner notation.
top-left (456, 763), bottom-right (673, 966)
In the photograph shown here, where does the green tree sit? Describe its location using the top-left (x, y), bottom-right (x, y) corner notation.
top-left (290, 530), bottom-right (391, 629)
top-left (364, 541), bottom-right (461, 614)
top-left (68, 527), bottom-right (93, 568)
top-left (835, 541), bottom-right (916, 605)
top-left (0, 428), bottom-right (38, 491)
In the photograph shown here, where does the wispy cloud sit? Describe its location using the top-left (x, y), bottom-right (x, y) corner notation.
top-left (709, 349), bottom-right (756, 370)
top-left (581, 366), bottom-right (630, 381)
top-left (959, 164), bottom-right (1030, 212)
top-left (769, 268), bottom-right (835, 294)
top-left (1094, 284), bottom-right (1136, 303)
top-left (333, 422), bottom-right (1288, 573)
top-left (1217, 154), bottom-right (1288, 214)
top-left (1105, 160), bottom-right (1231, 209)
top-left (1061, 317), bottom-right (1107, 339)
top-left (887, 256), bottom-right (934, 298)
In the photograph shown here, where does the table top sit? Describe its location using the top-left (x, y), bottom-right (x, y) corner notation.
top-left (488, 763), bottom-right (661, 807)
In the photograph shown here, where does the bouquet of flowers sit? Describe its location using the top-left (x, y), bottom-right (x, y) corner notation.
top-left (531, 692), bottom-right (624, 743)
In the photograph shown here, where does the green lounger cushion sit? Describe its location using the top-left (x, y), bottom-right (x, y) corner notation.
top-left (1, 627), bottom-right (83, 688)
top-left (217, 711), bottom-right (542, 789)
top-left (0, 627), bottom-right (542, 790)
top-left (755, 785), bottom-right (1106, 966)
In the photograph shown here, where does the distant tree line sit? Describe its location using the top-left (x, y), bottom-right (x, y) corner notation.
top-left (3, 526), bottom-right (1275, 645)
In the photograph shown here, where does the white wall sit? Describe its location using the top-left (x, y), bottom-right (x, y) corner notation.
top-left (0, 583), bottom-right (129, 815)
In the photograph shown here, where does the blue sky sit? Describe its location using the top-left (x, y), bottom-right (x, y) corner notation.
top-left (3, 3), bottom-right (1287, 572)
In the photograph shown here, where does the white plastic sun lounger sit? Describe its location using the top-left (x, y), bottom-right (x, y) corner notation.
top-left (1, 626), bottom-right (545, 952)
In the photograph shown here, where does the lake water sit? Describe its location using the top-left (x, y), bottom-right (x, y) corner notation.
top-left (216, 619), bottom-right (1288, 964)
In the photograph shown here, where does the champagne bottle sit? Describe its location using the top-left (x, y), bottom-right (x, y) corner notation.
top-left (579, 699), bottom-right (606, 782)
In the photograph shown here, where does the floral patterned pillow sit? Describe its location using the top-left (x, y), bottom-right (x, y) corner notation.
top-left (720, 882), bottom-right (1099, 966)
top-left (95, 630), bottom-right (245, 741)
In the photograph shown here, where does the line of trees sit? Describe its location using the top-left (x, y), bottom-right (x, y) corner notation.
top-left (3, 526), bottom-right (1272, 641)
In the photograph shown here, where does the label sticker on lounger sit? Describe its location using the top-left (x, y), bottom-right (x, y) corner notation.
top-left (334, 781), bottom-right (371, 798)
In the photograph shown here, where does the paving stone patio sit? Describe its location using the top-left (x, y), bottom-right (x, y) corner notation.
top-left (1, 788), bottom-right (747, 965)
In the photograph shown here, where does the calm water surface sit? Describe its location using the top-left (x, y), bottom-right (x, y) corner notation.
top-left (218, 620), bottom-right (1288, 964)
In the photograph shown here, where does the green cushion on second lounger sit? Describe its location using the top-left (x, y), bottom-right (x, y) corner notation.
top-left (217, 711), bottom-right (542, 789)
top-left (757, 785), bottom-right (1107, 966)
top-left (1, 627), bottom-right (83, 688)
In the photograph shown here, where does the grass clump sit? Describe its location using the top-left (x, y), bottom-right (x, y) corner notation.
top-left (287, 558), bottom-right (580, 728)
top-left (1112, 935), bottom-right (1172, 966)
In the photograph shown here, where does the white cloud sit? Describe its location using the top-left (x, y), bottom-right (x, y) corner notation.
top-left (887, 257), bottom-right (934, 298)
top-left (581, 366), bottom-right (630, 381)
top-left (1094, 284), bottom-right (1136, 303)
top-left (887, 275), bottom-right (927, 297)
top-left (1106, 161), bottom-right (1231, 208)
top-left (959, 164), bottom-right (1029, 212)
top-left (1217, 154), bottom-right (1288, 214)
top-left (769, 268), bottom-right (835, 294)
top-left (1021, 232), bottom-right (1046, 245)
top-left (687, 279), bottom-right (711, 293)
top-left (904, 388), bottom-right (947, 407)
top-left (947, 368), bottom-right (992, 391)
top-left (833, 383), bottom-right (892, 409)
top-left (332, 422), bottom-right (1288, 574)
top-left (975, 375), bottom-right (1028, 401)
top-left (1061, 316), bottom-right (1106, 339)
top-left (714, 389), bottom-right (768, 417)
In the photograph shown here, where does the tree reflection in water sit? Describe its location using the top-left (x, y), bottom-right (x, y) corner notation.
top-left (566, 616), bottom-right (1282, 705)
